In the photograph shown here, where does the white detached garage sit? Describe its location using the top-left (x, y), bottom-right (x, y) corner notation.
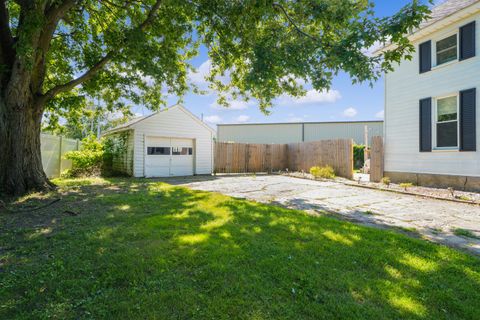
top-left (104, 105), bottom-right (215, 177)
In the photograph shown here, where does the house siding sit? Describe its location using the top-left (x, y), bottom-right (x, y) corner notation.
top-left (131, 107), bottom-right (214, 177)
top-left (111, 130), bottom-right (134, 176)
top-left (385, 12), bottom-right (480, 177)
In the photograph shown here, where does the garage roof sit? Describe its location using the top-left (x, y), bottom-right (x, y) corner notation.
top-left (102, 104), bottom-right (215, 135)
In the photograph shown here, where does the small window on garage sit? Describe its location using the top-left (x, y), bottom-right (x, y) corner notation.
top-left (172, 147), bottom-right (193, 155)
top-left (436, 34), bottom-right (457, 65)
top-left (147, 147), bottom-right (171, 155)
top-left (435, 95), bottom-right (458, 148)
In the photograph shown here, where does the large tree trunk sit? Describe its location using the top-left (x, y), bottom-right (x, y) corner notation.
top-left (0, 91), bottom-right (54, 196)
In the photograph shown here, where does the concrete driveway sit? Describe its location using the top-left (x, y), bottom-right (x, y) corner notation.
top-left (171, 174), bottom-right (480, 255)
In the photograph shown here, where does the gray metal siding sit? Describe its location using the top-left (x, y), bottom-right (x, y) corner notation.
top-left (217, 122), bottom-right (383, 145)
top-left (217, 123), bottom-right (303, 144)
top-left (304, 122), bottom-right (383, 145)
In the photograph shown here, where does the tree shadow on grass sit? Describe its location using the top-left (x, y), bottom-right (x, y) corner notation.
top-left (1, 179), bottom-right (480, 319)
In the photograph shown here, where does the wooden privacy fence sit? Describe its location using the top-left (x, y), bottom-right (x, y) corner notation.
top-left (287, 140), bottom-right (353, 179)
top-left (369, 136), bottom-right (384, 182)
top-left (215, 139), bottom-right (353, 179)
top-left (214, 142), bottom-right (288, 174)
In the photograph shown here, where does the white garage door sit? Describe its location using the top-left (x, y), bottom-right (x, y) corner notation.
top-left (145, 137), bottom-right (194, 177)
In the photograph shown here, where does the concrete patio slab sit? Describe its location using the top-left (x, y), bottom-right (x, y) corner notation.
top-left (169, 175), bottom-right (480, 255)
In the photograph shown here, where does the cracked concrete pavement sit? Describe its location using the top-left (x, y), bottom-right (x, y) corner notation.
top-left (168, 174), bottom-right (480, 255)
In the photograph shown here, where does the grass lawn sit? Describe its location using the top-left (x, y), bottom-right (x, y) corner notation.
top-left (1, 178), bottom-right (480, 319)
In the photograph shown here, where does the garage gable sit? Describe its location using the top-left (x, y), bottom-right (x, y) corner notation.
top-left (131, 105), bottom-right (215, 135)
top-left (127, 105), bottom-right (214, 178)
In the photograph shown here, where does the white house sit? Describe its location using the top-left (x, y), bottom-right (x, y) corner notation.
top-left (103, 105), bottom-right (215, 178)
top-left (380, 0), bottom-right (480, 191)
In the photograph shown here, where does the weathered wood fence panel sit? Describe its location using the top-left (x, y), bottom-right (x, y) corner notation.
top-left (215, 142), bottom-right (288, 174)
top-left (370, 136), bottom-right (384, 182)
top-left (215, 139), bottom-right (353, 179)
top-left (287, 139), bottom-right (353, 179)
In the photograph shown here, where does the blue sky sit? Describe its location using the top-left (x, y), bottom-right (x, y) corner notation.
top-left (133, 1), bottom-right (432, 127)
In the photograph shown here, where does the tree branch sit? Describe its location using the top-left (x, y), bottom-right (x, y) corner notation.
top-left (272, 3), bottom-right (320, 42)
top-left (0, 0), bottom-right (15, 67)
top-left (32, 0), bottom-right (78, 93)
top-left (40, 0), bottom-right (78, 52)
top-left (38, 0), bottom-right (163, 104)
top-left (39, 52), bottom-right (113, 105)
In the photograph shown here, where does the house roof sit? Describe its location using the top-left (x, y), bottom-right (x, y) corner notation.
top-left (376, 0), bottom-right (480, 53)
top-left (102, 104), bottom-right (215, 135)
top-left (419, 0), bottom-right (479, 30)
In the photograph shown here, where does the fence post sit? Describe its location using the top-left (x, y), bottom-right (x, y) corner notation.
top-left (58, 135), bottom-right (63, 176)
top-left (370, 136), bottom-right (384, 182)
top-left (245, 143), bottom-right (249, 173)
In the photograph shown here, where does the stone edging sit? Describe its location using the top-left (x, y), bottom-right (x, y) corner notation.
top-left (277, 173), bottom-right (480, 206)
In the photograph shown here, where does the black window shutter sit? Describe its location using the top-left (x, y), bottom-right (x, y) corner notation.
top-left (460, 21), bottom-right (476, 60)
top-left (419, 41), bottom-right (431, 73)
top-left (460, 88), bottom-right (476, 151)
top-left (419, 98), bottom-right (432, 152)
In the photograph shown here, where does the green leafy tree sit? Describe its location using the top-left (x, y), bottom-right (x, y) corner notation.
top-left (0, 0), bottom-right (430, 195)
top-left (43, 96), bottom-right (136, 140)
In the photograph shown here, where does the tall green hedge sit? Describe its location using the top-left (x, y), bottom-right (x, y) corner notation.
top-left (353, 144), bottom-right (365, 170)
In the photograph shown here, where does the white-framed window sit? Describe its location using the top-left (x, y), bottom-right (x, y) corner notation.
top-left (435, 33), bottom-right (458, 66)
top-left (433, 94), bottom-right (459, 149)
top-left (172, 147), bottom-right (193, 155)
top-left (147, 147), bottom-right (171, 155)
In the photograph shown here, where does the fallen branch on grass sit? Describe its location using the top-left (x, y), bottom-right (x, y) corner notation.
top-left (1, 198), bottom-right (61, 213)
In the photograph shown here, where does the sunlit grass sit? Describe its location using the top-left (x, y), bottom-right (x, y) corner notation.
top-left (1, 177), bottom-right (479, 319)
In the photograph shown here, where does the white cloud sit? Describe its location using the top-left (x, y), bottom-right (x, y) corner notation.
top-left (204, 115), bottom-right (222, 124)
top-left (188, 60), bottom-right (212, 87)
top-left (278, 89), bottom-right (341, 105)
top-left (235, 115), bottom-right (250, 123)
top-left (188, 59), bottom-right (231, 91)
top-left (343, 107), bottom-right (358, 118)
top-left (375, 110), bottom-right (385, 119)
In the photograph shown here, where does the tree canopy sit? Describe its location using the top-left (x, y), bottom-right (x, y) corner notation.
top-left (3, 0), bottom-right (430, 118)
top-left (0, 0), bottom-right (431, 195)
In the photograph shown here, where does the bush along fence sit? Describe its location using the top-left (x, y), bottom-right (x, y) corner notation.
top-left (215, 139), bottom-right (354, 179)
top-left (41, 133), bottom-right (81, 178)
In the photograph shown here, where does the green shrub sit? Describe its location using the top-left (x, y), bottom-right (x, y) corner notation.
top-left (353, 144), bottom-right (365, 170)
top-left (381, 177), bottom-right (391, 186)
top-left (64, 136), bottom-right (104, 177)
top-left (310, 165), bottom-right (335, 179)
top-left (102, 132), bottom-right (130, 176)
top-left (399, 182), bottom-right (413, 191)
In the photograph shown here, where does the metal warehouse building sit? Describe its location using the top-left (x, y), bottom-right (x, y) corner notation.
top-left (217, 121), bottom-right (383, 145)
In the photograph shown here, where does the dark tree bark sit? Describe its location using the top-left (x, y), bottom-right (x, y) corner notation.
top-left (0, 92), bottom-right (54, 195)
top-left (0, 0), bottom-right (163, 196)
top-left (0, 45), bottom-right (55, 195)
